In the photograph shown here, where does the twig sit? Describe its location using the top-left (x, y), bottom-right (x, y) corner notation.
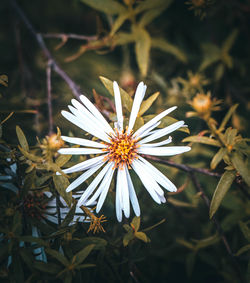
top-left (42, 33), bottom-right (98, 41)
top-left (46, 61), bottom-right (53, 135)
top-left (10, 0), bottom-right (81, 100)
top-left (143, 155), bottom-right (221, 178)
top-left (189, 172), bottom-right (244, 283)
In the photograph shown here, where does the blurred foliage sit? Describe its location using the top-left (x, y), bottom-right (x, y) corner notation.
top-left (0, 0), bottom-right (250, 282)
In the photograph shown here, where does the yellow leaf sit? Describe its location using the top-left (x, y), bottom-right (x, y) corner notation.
top-left (16, 126), bottom-right (29, 151)
top-left (138, 92), bottom-right (159, 116)
top-left (182, 136), bottom-right (221, 147)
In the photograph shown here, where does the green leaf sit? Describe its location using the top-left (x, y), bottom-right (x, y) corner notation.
top-left (182, 136), bottom-right (221, 147)
top-left (99, 76), bottom-right (133, 111)
top-left (133, 116), bottom-right (144, 131)
top-left (176, 239), bottom-right (195, 250)
top-left (151, 37), bottom-right (187, 63)
top-left (209, 170), bottom-right (235, 219)
top-left (210, 147), bottom-right (227, 170)
top-left (193, 234), bottom-right (220, 249)
top-left (33, 261), bottom-right (61, 274)
top-left (231, 152), bottom-right (250, 187)
top-left (110, 12), bottom-right (131, 36)
top-left (75, 264), bottom-right (96, 270)
top-left (138, 92), bottom-right (159, 116)
top-left (53, 175), bottom-right (72, 206)
top-left (236, 244), bottom-right (250, 256)
top-left (133, 26), bottom-right (151, 77)
top-left (78, 237), bottom-right (107, 249)
top-left (19, 236), bottom-right (49, 247)
top-left (80, 0), bottom-right (125, 15)
top-left (18, 146), bottom-right (43, 162)
top-left (123, 230), bottom-right (134, 247)
top-left (74, 244), bottom-right (95, 265)
top-left (56, 154), bottom-right (72, 167)
top-left (239, 221), bottom-right (250, 241)
top-left (60, 202), bottom-right (76, 228)
top-left (199, 43), bottom-right (220, 71)
top-left (123, 224), bottom-right (132, 232)
top-left (16, 126), bottom-right (29, 151)
top-left (219, 104), bottom-right (239, 132)
top-left (222, 29), bottom-right (238, 54)
top-left (186, 252), bottom-right (196, 277)
top-left (35, 174), bottom-right (52, 187)
top-left (131, 216), bottom-right (140, 231)
top-left (45, 248), bottom-right (70, 266)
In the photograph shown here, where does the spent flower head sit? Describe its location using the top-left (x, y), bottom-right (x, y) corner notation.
top-left (57, 81), bottom-right (191, 221)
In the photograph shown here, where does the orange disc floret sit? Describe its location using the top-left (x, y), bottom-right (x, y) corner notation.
top-left (104, 128), bottom-right (139, 169)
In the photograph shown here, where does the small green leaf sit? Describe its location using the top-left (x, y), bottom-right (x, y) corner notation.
top-left (239, 221), bottom-right (250, 241)
top-left (133, 26), bottom-right (151, 77)
top-left (199, 43), bottom-right (220, 71)
top-left (210, 147), bottom-right (227, 170)
top-left (20, 236), bottom-right (49, 247)
top-left (152, 37), bottom-right (187, 63)
top-left (131, 216), bottom-right (140, 231)
top-left (78, 237), bottom-right (107, 249)
top-left (222, 29), bottom-right (238, 54)
top-left (16, 126), bottom-right (29, 151)
top-left (236, 244), bottom-right (250, 256)
top-left (193, 234), bottom-right (220, 249)
top-left (45, 248), bottom-right (69, 266)
top-left (80, 0), bottom-right (125, 15)
top-left (53, 175), bottom-right (72, 206)
top-left (231, 152), bottom-right (250, 187)
top-left (219, 104), bottom-right (238, 132)
top-left (110, 12), bottom-right (131, 36)
top-left (123, 230), bottom-right (134, 247)
top-left (18, 146), bottom-right (43, 162)
top-left (60, 202), bottom-right (76, 228)
top-left (133, 116), bottom-right (144, 131)
top-left (99, 76), bottom-right (133, 111)
top-left (183, 136), bottom-right (221, 147)
top-left (209, 170), bottom-right (235, 219)
top-left (56, 154), bottom-right (72, 167)
top-left (33, 261), bottom-right (61, 274)
top-left (138, 92), bottom-right (159, 116)
top-left (74, 244), bottom-right (95, 265)
top-left (123, 224), bottom-right (132, 232)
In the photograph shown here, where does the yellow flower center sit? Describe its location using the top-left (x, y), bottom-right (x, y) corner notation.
top-left (104, 129), bottom-right (139, 169)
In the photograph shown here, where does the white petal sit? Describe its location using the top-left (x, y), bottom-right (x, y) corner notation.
top-left (115, 169), bottom-right (123, 222)
top-left (79, 95), bottom-right (115, 135)
top-left (131, 160), bottom-right (162, 204)
top-left (139, 136), bottom-right (172, 147)
top-left (139, 121), bottom-right (184, 144)
top-left (128, 82), bottom-right (146, 132)
top-left (61, 136), bottom-right (107, 148)
top-left (138, 146), bottom-right (191, 156)
top-left (67, 106), bottom-right (110, 143)
top-left (138, 121), bottom-right (161, 139)
top-left (139, 156), bottom-right (177, 192)
top-left (61, 110), bottom-right (110, 143)
top-left (133, 106), bottom-right (177, 138)
top-left (125, 166), bottom-right (140, 216)
top-left (77, 162), bottom-right (113, 206)
top-left (66, 162), bottom-right (104, 192)
top-left (61, 155), bottom-right (105, 174)
top-left (113, 81), bottom-right (123, 132)
top-left (118, 168), bottom-right (130, 218)
top-left (58, 148), bottom-right (104, 155)
top-left (86, 164), bottom-right (115, 212)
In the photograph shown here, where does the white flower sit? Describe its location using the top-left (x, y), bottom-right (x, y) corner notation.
top-left (58, 81), bottom-right (191, 221)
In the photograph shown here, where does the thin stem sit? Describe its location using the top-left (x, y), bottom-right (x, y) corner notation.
top-left (143, 155), bottom-right (221, 178)
top-left (42, 33), bottom-right (98, 41)
top-left (46, 61), bottom-right (53, 135)
top-left (10, 0), bottom-right (81, 100)
top-left (189, 172), bottom-right (244, 283)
